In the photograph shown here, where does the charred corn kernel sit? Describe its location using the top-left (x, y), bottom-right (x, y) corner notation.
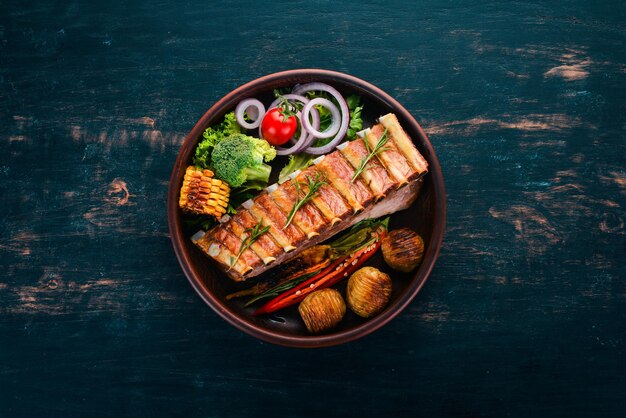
top-left (179, 166), bottom-right (230, 219)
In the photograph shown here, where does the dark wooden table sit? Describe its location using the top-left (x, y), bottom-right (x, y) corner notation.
top-left (1, 1), bottom-right (625, 416)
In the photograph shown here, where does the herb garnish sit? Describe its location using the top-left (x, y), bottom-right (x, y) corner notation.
top-left (346, 95), bottom-right (364, 140)
top-left (351, 128), bottom-right (389, 183)
top-left (244, 270), bottom-right (320, 307)
top-left (284, 172), bottom-right (327, 229)
top-left (229, 221), bottom-right (270, 270)
top-left (183, 215), bottom-right (216, 231)
top-left (273, 90), bottom-right (301, 119)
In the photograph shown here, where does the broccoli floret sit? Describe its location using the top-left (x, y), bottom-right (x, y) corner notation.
top-left (211, 134), bottom-right (277, 187)
top-left (193, 112), bottom-right (241, 168)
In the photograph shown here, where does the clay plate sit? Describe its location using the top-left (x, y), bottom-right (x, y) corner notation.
top-left (167, 69), bottom-right (446, 348)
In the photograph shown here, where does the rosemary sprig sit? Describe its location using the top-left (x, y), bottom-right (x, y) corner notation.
top-left (351, 128), bottom-right (389, 183)
top-left (284, 172), bottom-right (327, 229)
top-left (229, 221), bottom-right (270, 270)
top-left (244, 270), bottom-right (319, 307)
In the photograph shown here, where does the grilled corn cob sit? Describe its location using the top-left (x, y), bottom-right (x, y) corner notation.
top-left (179, 166), bottom-right (230, 218)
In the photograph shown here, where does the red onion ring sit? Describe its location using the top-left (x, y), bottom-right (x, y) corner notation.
top-left (287, 106), bottom-right (321, 146)
top-left (291, 83), bottom-right (349, 155)
top-left (268, 94), bottom-right (308, 112)
top-left (265, 109), bottom-right (309, 156)
top-left (235, 98), bottom-right (265, 130)
top-left (268, 94), bottom-right (322, 142)
top-left (262, 94), bottom-right (321, 155)
top-left (259, 108), bottom-right (312, 155)
top-left (301, 97), bottom-right (340, 139)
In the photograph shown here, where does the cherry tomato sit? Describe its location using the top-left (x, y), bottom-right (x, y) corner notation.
top-left (260, 108), bottom-right (297, 146)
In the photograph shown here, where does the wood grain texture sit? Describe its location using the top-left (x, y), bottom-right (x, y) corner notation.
top-left (0, 0), bottom-right (624, 416)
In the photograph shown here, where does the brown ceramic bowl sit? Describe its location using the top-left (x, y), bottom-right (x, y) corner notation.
top-left (168, 69), bottom-right (445, 348)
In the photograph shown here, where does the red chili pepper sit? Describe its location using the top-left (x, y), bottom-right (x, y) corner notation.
top-left (252, 256), bottom-right (346, 316)
top-left (252, 231), bottom-right (385, 316)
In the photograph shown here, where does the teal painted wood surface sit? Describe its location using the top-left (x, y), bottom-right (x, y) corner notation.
top-left (1, 0), bottom-right (624, 416)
